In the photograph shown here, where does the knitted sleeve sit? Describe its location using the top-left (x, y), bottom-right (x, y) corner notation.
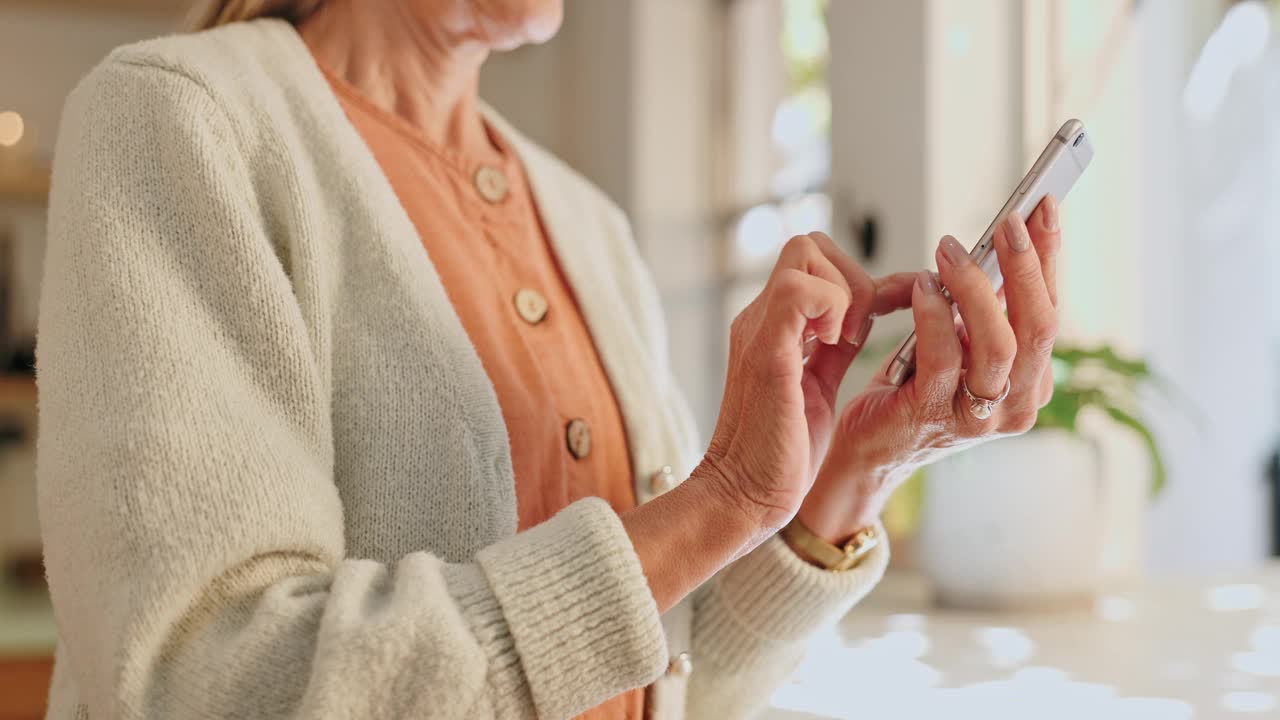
top-left (686, 530), bottom-right (889, 718)
top-left (38, 56), bottom-right (665, 720)
top-left (590, 161), bottom-right (892, 720)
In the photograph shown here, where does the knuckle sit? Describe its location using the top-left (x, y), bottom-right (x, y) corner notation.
top-left (773, 268), bottom-right (806, 297)
top-left (767, 272), bottom-right (810, 312)
top-left (1011, 257), bottom-right (1044, 286)
top-left (1003, 407), bottom-right (1039, 434)
top-left (813, 254), bottom-right (851, 294)
top-left (783, 234), bottom-right (817, 257)
top-left (1025, 316), bottom-right (1059, 355)
top-left (1024, 324), bottom-right (1054, 353)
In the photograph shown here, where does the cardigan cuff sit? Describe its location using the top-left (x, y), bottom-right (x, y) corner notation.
top-left (473, 498), bottom-right (667, 719)
top-left (694, 524), bottom-right (890, 672)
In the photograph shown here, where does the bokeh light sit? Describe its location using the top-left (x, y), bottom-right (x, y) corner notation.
top-left (0, 111), bottom-right (24, 148)
top-left (735, 204), bottom-right (785, 261)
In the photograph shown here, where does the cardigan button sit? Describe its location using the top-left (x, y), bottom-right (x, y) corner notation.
top-left (667, 652), bottom-right (693, 677)
top-left (565, 418), bottom-right (592, 460)
top-left (513, 288), bottom-right (549, 325)
top-left (649, 466), bottom-right (677, 495)
top-left (474, 165), bottom-right (509, 203)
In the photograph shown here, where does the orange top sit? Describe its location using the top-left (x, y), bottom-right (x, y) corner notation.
top-left (326, 71), bottom-right (643, 720)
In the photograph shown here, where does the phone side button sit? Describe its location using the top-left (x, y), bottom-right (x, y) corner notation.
top-left (1017, 171), bottom-right (1038, 195)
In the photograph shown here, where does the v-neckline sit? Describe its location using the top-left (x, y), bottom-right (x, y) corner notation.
top-left (265, 17), bottom-right (678, 486)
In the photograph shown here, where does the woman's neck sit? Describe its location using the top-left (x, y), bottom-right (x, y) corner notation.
top-left (298, 0), bottom-right (496, 156)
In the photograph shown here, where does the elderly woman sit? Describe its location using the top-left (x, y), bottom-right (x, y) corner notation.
top-left (38, 0), bottom-right (1063, 718)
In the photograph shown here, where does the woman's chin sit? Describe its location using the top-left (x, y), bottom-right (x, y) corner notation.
top-left (477, 0), bottom-right (564, 50)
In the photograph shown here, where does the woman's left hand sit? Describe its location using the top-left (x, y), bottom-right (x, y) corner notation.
top-left (796, 197), bottom-right (1063, 545)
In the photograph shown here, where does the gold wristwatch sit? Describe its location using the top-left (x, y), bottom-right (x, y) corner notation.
top-left (780, 517), bottom-right (880, 571)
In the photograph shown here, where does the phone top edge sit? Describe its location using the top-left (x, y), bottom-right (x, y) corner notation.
top-left (965, 138), bottom-right (1067, 264)
top-left (966, 126), bottom-right (1083, 282)
top-left (1055, 119), bottom-right (1085, 142)
top-left (1069, 132), bottom-right (1095, 173)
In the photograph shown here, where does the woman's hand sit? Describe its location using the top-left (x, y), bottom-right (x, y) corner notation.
top-left (697, 232), bottom-right (914, 543)
top-left (796, 197), bottom-right (1063, 544)
top-left (628, 233), bottom-right (913, 610)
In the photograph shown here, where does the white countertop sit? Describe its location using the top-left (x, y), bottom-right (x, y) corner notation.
top-left (765, 566), bottom-right (1280, 719)
top-left (8, 566), bottom-right (1280, 716)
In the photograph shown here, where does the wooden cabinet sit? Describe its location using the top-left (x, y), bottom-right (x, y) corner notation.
top-left (0, 656), bottom-right (53, 720)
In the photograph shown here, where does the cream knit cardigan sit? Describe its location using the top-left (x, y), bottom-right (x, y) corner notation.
top-left (37, 19), bottom-right (888, 720)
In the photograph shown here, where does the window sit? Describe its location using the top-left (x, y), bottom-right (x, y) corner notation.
top-left (721, 0), bottom-right (834, 323)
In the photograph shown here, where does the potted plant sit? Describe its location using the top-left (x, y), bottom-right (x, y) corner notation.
top-left (915, 344), bottom-right (1172, 610)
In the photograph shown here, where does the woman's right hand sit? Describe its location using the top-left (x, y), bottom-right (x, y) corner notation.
top-left (697, 233), bottom-right (913, 542)
top-left (624, 235), bottom-right (909, 609)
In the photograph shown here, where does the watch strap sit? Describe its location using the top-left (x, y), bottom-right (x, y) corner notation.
top-left (781, 516), bottom-right (880, 572)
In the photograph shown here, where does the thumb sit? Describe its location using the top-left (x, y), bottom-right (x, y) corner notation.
top-left (871, 272), bottom-right (919, 316)
top-left (806, 315), bottom-right (873, 404)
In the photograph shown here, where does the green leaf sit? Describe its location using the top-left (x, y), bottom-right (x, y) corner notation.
top-left (1053, 345), bottom-right (1151, 379)
top-left (1050, 355), bottom-right (1073, 387)
top-left (1036, 388), bottom-right (1081, 431)
top-left (1101, 403), bottom-right (1168, 496)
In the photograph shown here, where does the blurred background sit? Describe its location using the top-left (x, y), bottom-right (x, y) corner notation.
top-left (1, 1), bottom-right (1278, 718)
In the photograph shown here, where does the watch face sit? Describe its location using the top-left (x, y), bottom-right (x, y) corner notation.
top-left (835, 533), bottom-right (879, 572)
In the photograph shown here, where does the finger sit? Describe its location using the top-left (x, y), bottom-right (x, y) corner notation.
top-left (806, 339), bottom-right (859, 405)
top-left (1027, 195), bottom-right (1062, 307)
top-left (993, 212), bottom-right (1058, 427)
top-left (818, 271), bottom-right (918, 394)
top-left (935, 235), bottom-right (1015, 399)
top-left (776, 234), bottom-right (852, 314)
top-left (1039, 363), bottom-right (1055, 408)
top-left (909, 270), bottom-right (963, 405)
top-left (763, 268), bottom-right (852, 352)
top-left (805, 232), bottom-right (876, 343)
top-left (872, 272), bottom-right (918, 316)
top-left (774, 235), bottom-right (851, 352)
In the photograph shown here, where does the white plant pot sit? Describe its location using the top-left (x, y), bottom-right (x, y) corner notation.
top-left (920, 429), bottom-right (1105, 610)
top-left (1083, 411), bottom-right (1149, 580)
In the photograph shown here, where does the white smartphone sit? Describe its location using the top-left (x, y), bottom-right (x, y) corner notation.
top-left (885, 119), bottom-right (1095, 386)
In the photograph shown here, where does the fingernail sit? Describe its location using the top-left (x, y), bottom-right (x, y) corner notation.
top-left (1041, 195), bottom-right (1059, 232)
top-left (1006, 213), bottom-right (1031, 252)
top-left (916, 269), bottom-right (938, 295)
top-left (938, 235), bottom-right (969, 267)
top-left (849, 316), bottom-right (874, 348)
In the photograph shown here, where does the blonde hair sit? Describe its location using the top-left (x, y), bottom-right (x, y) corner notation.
top-left (188, 0), bottom-right (323, 30)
